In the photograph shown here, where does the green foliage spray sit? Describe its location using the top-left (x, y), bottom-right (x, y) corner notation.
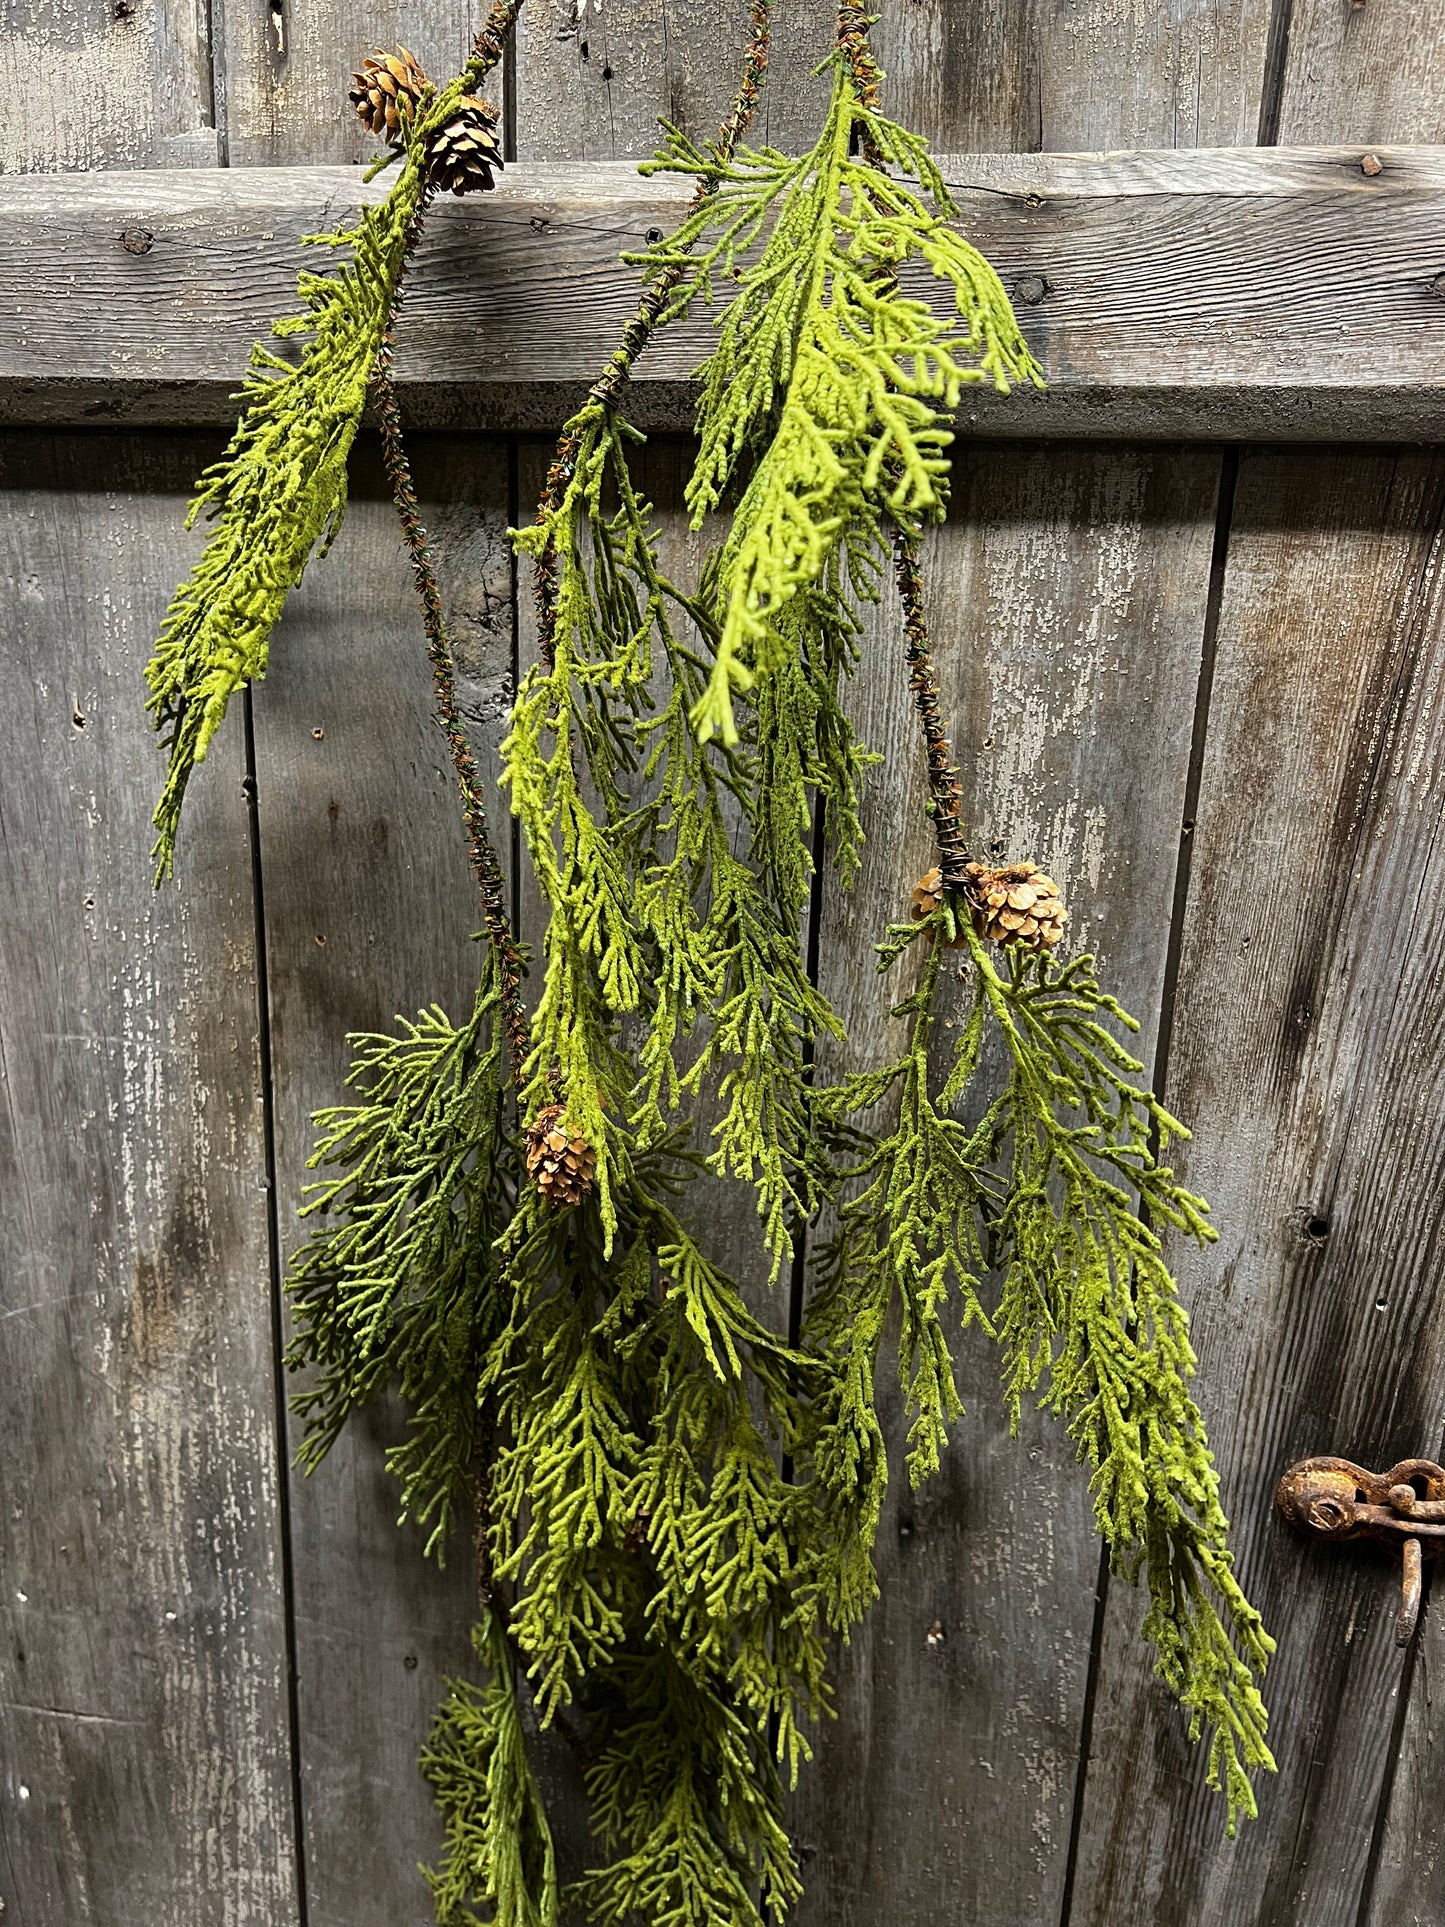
top-left (142, 3), bottom-right (1274, 1921)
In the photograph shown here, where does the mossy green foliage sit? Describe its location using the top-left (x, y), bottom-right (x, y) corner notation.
top-left (287, 944), bottom-right (517, 1560)
top-left (506, 406), bottom-right (851, 1276)
top-left (150, 35), bottom-right (1274, 1927)
top-left (812, 910), bottom-right (1275, 1827)
top-left (142, 66), bottom-right (482, 879)
top-left (637, 66), bottom-right (1042, 744)
top-left (424, 1611), bottom-right (560, 1927)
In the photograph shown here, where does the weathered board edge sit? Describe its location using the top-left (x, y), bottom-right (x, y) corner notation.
top-left (7, 378), bottom-right (1445, 443)
top-left (5, 151), bottom-right (1445, 439)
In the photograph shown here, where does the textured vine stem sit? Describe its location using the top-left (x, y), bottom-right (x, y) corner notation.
top-left (461, 0), bottom-right (526, 90)
top-left (836, 0), bottom-right (886, 165)
top-left (836, 2), bottom-right (972, 890)
top-left (370, 344), bottom-right (530, 1073)
top-left (366, 0), bottom-right (531, 1075)
top-left (532, 0), bottom-right (773, 670)
top-left (835, 2), bottom-right (883, 110)
top-left (893, 531), bottom-right (971, 890)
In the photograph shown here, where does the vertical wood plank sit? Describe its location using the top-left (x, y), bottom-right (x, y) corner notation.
top-left (511, 0), bottom-right (832, 160)
top-left (790, 443), bottom-right (1220, 1926)
top-left (250, 435), bottom-right (524, 1927)
top-left (869, 0), bottom-right (1272, 152)
top-left (0, 0), bottom-right (218, 170)
top-left (221, 2), bottom-right (493, 166)
top-left (1277, 0), bottom-right (1445, 144)
top-left (1069, 448), bottom-right (1445, 1927)
top-left (0, 432), bottom-right (298, 1925)
top-left (1367, 1622), bottom-right (1445, 1927)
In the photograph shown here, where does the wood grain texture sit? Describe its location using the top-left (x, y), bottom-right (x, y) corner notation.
top-left (247, 435), bottom-right (533, 1927)
top-left (219, 1), bottom-right (497, 167)
top-left (4, 149), bottom-right (1445, 437)
top-left (0, 0), bottom-right (219, 172)
top-left (1366, 1608), bottom-right (1445, 1926)
top-left (871, 0), bottom-right (1272, 151)
top-left (511, 0), bottom-right (831, 160)
top-left (0, 432), bottom-right (298, 1925)
top-left (791, 443), bottom-right (1220, 1926)
top-left (1278, 0), bottom-right (1445, 145)
top-left (1068, 448), bottom-right (1445, 1927)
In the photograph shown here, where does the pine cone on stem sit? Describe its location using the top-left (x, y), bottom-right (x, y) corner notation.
top-left (962, 861), bottom-right (1068, 951)
top-left (349, 46), bottom-right (431, 141)
top-left (910, 867), bottom-right (967, 947)
top-left (426, 96), bottom-right (504, 195)
top-left (524, 1103), bottom-right (597, 1209)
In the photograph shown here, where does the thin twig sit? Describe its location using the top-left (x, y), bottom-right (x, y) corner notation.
top-left (835, 2), bottom-right (973, 890)
top-left (365, 0), bottom-right (532, 1076)
top-left (532, 0), bottom-right (774, 671)
top-left (893, 531), bottom-right (970, 890)
top-left (462, 0), bottom-right (526, 91)
top-left (371, 343), bottom-right (530, 1074)
top-left (836, 0), bottom-right (885, 162)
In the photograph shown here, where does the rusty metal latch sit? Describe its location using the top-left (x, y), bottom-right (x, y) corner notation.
top-left (1275, 1456), bottom-right (1445, 1646)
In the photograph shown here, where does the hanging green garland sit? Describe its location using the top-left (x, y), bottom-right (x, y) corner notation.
top-left (142, 4), bottom-right (1275, 1922)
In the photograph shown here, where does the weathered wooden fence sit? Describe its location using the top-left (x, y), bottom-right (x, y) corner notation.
top-left (4, 6), bottom-right (1445, 1926)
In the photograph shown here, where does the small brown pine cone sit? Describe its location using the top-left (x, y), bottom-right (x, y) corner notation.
top-left (524, 1102), bottom-right (597, 1210)
top-left (426, 96), bottom-right (504, 196)
top-left (909, 867), bottom-right (968, 948)
top-left (349, 46), bottom-right (430, 141)
top-left (962, 860), bottom-right (1068, 952)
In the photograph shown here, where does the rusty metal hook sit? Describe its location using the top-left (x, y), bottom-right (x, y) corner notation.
top-left (1275, 1455), bottom-right (1445, 1645)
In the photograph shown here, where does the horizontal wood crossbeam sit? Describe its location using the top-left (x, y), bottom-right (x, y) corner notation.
top-left (6, 147), bottom-right (1445, 439)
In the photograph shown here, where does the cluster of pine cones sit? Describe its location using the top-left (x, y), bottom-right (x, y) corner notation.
top-left (524, 1103), bottom-right (598, 1210)
top-left (349, 47), bottom-right (503, 196)
top-left (913, 860), bottom-right (1068, 952)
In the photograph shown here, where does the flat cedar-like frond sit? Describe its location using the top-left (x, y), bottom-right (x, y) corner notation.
top-left (809, 932), bottom-right (993, 1489)
top-left (968, 929), bottom-right (1274, 1828)
top-left (481, 1162), bottom-right (831, 1773)
top-left (575, 1649), bottom-right (800, 1927)
top-left (506, 399), bottom-right (852, 1277)
top-left (286, 945), bottom-right (517, 1560)
top-left (814, 909), bottom-right (1274, 1833)
top-left (142, 36), bottom-right (511, 882)
top-left (634, 58), bottom-right (1041, 746)
top-left (144, 178), bottom-right (416, 877)
top-left (423, 1611), bottom-right (561, 1927)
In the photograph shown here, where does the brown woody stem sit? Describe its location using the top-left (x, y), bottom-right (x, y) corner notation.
top-left (835, 2), bottom-right (883, 110)
top-left (894, 530), bottom-right (971, 891)
top-left (836, 3), bottom-right (972, 890)
top-left (532, 0), bottom-right (773, 671)
top-left (836, 0), bottom-right (887, 169)
top-left (462, 0), bottom-right (525, 91)
top-left (370, 193), bottom-right (531, 1077)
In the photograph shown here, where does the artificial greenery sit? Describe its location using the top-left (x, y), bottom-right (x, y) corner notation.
top-left (141, 4), bottom-right (1275, 1922)
top-left (810, 914), bottom-right (1273, 1818)
top-left (286, 945), bottom-right (516, 1560)
top-left (637, 61), bottom-right (1041, 747)
top-left (144, 7), bottom-right (520, 879)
